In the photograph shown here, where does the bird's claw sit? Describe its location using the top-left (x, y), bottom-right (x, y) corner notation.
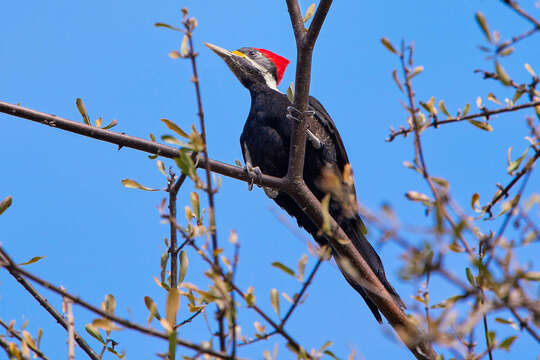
top-left (244, 162), bottom-right (262, 191)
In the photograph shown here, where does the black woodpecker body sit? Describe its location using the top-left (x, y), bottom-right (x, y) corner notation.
top-left (205, 43), bottom-right (404, 322)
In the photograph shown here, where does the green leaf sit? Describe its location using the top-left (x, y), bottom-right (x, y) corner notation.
top-left (495, 61), bottom-right (512, 86)
top-left (468, 120), bottom-right (493, 131)
top-left (178, 250), bottom-right (189, 284)
top-left (438, 100), bottom-right (450, 117)
top-left (303, 3), bottom-right (316, 23)
top-left (190, 192), bottom-right (200, 221)
top-left (323, 350), bottom-right (340, 360)
top-left (271, 262), bottom-right (295, 277)
top-left (85, 324), bottom-right (105, 345)
top-left (161, 135), bottom-right (193, 149)
top-left (154, 22), bottom-right (181, 31)
top-left (156, 160), bottom-right (167, 177)
top-left (297, 254), bottom-right (308, 282)
top-left (392, 69), bottom-right (403, 92)
top-left (18, 256), bottom-right (45, 266)
top-left (466, 267), bottom-right (475, 286)
top-left (380, 37), bottom-right (397, 54)
top-left (463, 103), bottom-right (470, 116)
top-left (475, 12), bottom-right (492, 43)
top-left (121, 179), bottom-right (160, 191)
top-left (144, 296), bottom-right (161, 323)
top-left (499, 335), bottom-right (517, 351)
top-left (165, 288), bottom-right (180, 332)
top-left (76, 98), bottom-right (91, 125)
top-left (507, 148), bottom-right (528, 175)
top-left (0, 196), bottom-right (13, 215)
top-left (318, 340), bottom-right (333, 352)
top-left (102, 119), bottom-right (118, 130)
top-left (270, 288), bottom-right (280, 315)
top-left (174, 150), bottom-right (196, 180)
top-left (161, 119), bottom-right (189, 138)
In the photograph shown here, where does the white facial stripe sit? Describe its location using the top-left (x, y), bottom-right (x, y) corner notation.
top-left (244, 56), bottom-right (279, 91)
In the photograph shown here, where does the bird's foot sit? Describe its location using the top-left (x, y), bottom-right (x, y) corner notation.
top-left (286, 106), bottom-right (315, 123)
top-left (244, 162), bottom-right (262, 191)
top-left (306, 129), bottom-right (322, 149)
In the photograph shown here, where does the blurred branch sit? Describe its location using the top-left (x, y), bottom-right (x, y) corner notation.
top-left (387, 100), bottom-right (540, 142)
top-left (0, 246), bottom-right (235, 360)
top-left (0, 249), bottom-right (99, 360)
top-left (501, 0), bottom-right (540, 28)
top-left (0, 319), bottom-right (50, 360)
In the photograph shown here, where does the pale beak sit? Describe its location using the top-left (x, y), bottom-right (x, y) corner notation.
top-left (204, 42), bottom-right (233, 59)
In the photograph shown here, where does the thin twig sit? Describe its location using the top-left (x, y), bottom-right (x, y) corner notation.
top-left (501, 0), bottom-right (540, 28)
top-left (0, 250), bottom-right (99, 360)
top-left (0, 319), bottom-right (50, 360)
top-left (386, 100), bottom-right (540, 141)
top-left (183, 15), bottom-right (226, 351)
top-left (0, 247), bottom-right (234, 360)
top-left (280, 258), bottom-right (323, 326)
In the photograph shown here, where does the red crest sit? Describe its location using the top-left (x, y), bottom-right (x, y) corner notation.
top-left (256, 48), bottom-right (290, 85)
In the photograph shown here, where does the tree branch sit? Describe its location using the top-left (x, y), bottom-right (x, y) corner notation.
top-left (0, 246), bottom-right (235, 360)
top-left (0, 100), bottom-right (285, 190)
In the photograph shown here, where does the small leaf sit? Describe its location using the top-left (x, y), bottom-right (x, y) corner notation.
top-left (162, 119), bottom-right (189, 138)
top-left (487, 93), bottom-right (502, 105)
top-left (495, 61), bottom-right (512, 86)
top-left (102, 119), bottom-right (118, 130)
top-left (303, 3), bottom-right (316, 23)
top-left (524, 63), bottom-right (536, 77)
top-left (463, 103), bottom-right (470, 115)
top-left (297, 254), bottom-right (308, 282)
top-left (18, 256), bottom-right (45, 266)
top-left (405, 191), bottom-right (431, 203)
top-left (181, 35), bottom-right (189, 57)
top-left (523, 271), bottom-right (540, 281)
top-left (165, 288), bottom-right (181, 332)
top-left (178, 250), bottom-right (189, 284)
top-left (507, 148), bottom-right (528, 175)
top-left (190, 192), bottom-right (200, 221)
top-left (475, 12), bottom-right (492, 43)
top-left (85, 324), bottom-right (105, 345)
top-left (323, 350), bottom-right (340, 360)
top-left (471, 193), bottom-right (480, 210)
top-left (476, 96), bottom-right (483, 108)
top-left (0, 195), bottom-right (12, 215)
top-left (271, 262), bottom-right (295, 277)
top-left (144, 296), bottom-right (161, 323)
top-left (499, 335), bottom-right (517, 351)
top-left (392, 69), bottom-right (403, 92)
top-left (466, 267), bottom-right (475, 286)
top-left (409, 66), bottom-right (424, 79)
top-left (431, 177), bottom-right (449, 189)
top-left (286, 82), bottom-right (295, 103)
top-left (156, 160), bottom-right (167, 177)
top-left (380, 37), bottom-right (397, 54)
top-left (102, 294), bottom-right (116, 315)
top-left (438, 100), bottom-right (450, 116)
top-left (76, 98), bottom-right (91, 125)
top-left (154, 22), bottom-right (181, 31)
top-left (121, 179), bottom-right (159, 191)
top-left (270, 288), bottom-right (280, 315)
top-left (175, 150), bottom-right (197, 180)
top-left (95, 117), bottom-right (102, 128)
top-left (92, 318), bottom-right (121, 332)
top-left (468, 120), bottom-right (493, 131)
top-left (169, 50), bottom-right (181, 59)
top-left (499, 47), bottom-right (514, 57)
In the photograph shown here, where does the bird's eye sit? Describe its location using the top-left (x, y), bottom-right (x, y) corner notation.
top-left (249, 50), bottom-right (257, 57)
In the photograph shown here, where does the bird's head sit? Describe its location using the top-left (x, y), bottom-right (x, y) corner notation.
top-left (204, 43), bottom-right (290, 91)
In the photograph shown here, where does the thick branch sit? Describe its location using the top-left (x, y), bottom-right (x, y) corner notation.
top-left (0, 100), bottom-right (285, 190)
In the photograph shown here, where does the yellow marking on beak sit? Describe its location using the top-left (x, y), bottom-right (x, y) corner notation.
top-left (231, 50), bottom-right (247, 58)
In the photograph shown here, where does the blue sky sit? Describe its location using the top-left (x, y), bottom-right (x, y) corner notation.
top-left (1, 1), bottom-right (539, 359)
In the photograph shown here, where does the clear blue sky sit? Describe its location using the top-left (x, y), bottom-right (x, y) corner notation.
top-left (1, 1), bottom-right (538, 359)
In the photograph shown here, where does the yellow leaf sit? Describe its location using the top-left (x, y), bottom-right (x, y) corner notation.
top-left (18, 256), bottom-right (45, 266)
top-left (380, 37), bottom-right (397, 54)
top-left (121, 179), bottom-right (159, 191)
top-left (0, 195), bottom-right (12, 215)
top-left (303, 3), bottom-right (316, 23)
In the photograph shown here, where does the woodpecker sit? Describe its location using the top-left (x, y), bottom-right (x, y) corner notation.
top-left (205, 43), bottom-right (404, 322)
